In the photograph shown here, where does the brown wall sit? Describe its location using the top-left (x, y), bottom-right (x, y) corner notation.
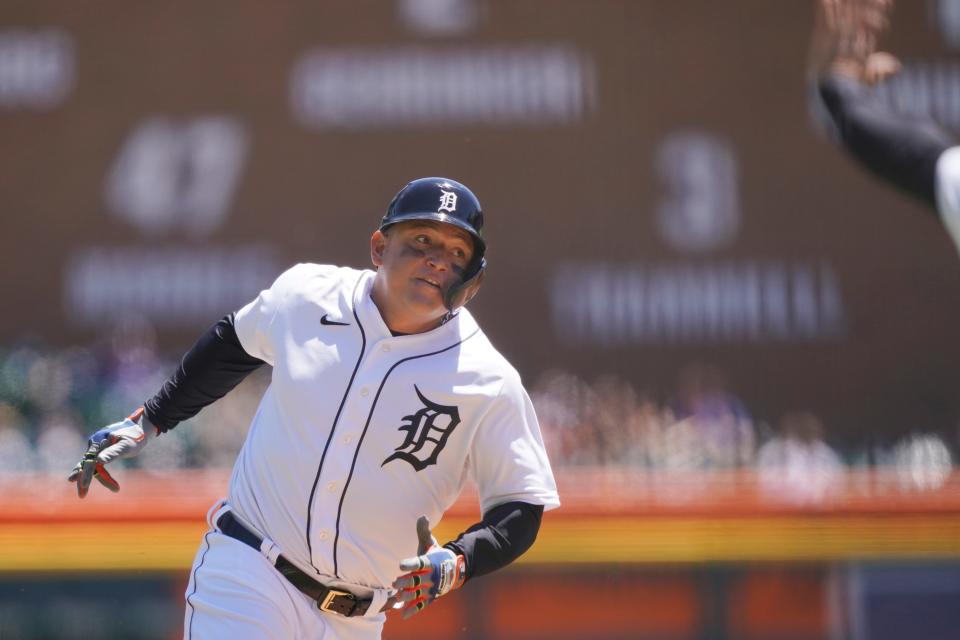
top-left (3, 1), bottom-right (960, 441)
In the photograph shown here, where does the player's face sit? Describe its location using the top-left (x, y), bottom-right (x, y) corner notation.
top-left (370, 221), bottom-right (475, 333)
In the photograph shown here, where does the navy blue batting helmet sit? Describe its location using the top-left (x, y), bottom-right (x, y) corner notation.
top-left (380, 177), bottom-right (487, 311)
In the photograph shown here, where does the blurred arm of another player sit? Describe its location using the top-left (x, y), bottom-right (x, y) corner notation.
top-left (809, 0), bottom-right (960, 255)
top-left (391, 502), bottom-right (543, 619)
top-left (68, 313), bottom-right (265, 497)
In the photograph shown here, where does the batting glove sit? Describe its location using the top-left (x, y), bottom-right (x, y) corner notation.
top-left (392, 516), bottom-right (466, 619)
top-left (67, 407), bottom-right (157, 498)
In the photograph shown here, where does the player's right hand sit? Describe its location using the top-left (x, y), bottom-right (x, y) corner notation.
top-left (67, 407), bottom-right (156, 498)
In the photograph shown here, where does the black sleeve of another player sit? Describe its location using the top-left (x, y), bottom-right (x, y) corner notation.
top-left (817, 73), bottom-right (955, 211)
top-left (143, 313), bottom-right (265, 433)
top-left (443, 501), bottom-right (544, 581)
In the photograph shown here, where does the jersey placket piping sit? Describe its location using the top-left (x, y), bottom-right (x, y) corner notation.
top-left (185, 530), bottom-right (215, 639)
top-left (305, 277), bottom-right (367, 572)
top-left (331, 327), bottom-right (480, 578)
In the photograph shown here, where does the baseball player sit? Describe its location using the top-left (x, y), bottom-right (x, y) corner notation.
top-left (68, 177), bottom-right (560, 639)
top-left (811, 0), bottom-right (960, 255)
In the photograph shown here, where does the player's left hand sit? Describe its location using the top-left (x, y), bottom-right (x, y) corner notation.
top-left (811, 0), bottom-right (894, 76)
top-left (392, 516), bottom-right (466, 619)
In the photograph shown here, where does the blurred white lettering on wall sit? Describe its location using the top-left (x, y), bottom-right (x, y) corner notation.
top-left (106, 116), bottom-right (249, 238)
top-left (398, 0), bottom-right (480, 36)
top-left (551, 261), bottom-right (847, 345)
top-left (64, 247), bottom-right (278, 328)
top-left (290, 46), bottom-right (595, 129)
top-left (655, 131), bottom-right (741, 253)
top-left (0, 29), bottom-right (73, 109)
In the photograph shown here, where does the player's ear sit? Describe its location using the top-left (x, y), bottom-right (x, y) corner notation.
top-left (370, 229), bottom-right (388, 267)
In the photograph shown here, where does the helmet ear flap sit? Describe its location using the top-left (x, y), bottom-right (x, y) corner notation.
top-left (444, 259), bottom-right (486, 311)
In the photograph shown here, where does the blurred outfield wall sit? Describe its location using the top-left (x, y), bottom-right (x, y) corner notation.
top-left (2, 0), bottom-right (960, 443)
top-left (4, 1), bottom-right (960, 639)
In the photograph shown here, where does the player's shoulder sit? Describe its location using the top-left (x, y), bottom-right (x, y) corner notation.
top-left (456, 310), bottom-right (526, 390)
top-left (270, 263), bottom-right (370, 298)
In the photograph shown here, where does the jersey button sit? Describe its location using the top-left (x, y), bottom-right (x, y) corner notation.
top-left (381, 345), bottom-right (391, 353)
top-left (326, 481), bottom-right (337, 492)
top-left (318, 530), bottom-right (329, 540)
top-left (360, 387), bottom-right (369, 397)
top-left (343, 435), bottom-right (353, 444)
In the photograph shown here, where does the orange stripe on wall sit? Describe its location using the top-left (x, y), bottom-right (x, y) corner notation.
top-left (3, 514), bottom-right (960, 572)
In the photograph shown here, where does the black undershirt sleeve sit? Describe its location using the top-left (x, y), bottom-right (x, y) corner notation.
top-left (817, 73), bottom-right (955, 211)
top-left (143, 313), bottom-right (265, 433)
top-left (443, 500), bottom-right (544, 581)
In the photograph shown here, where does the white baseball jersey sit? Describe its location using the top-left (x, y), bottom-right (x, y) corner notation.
top-left (229, 262), bottom-right (559, 592)
top-left (935, 145), bottom-right (960, 256)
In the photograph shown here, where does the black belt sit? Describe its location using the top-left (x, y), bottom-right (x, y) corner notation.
top-left (216, 510), bottom-right (373, 617)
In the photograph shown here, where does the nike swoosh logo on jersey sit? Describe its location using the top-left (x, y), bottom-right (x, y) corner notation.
top-left (320, 314), bottom-right (350, 326)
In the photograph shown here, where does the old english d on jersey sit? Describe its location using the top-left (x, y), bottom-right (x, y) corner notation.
top-left (231, 263), bottom-right (559, 590)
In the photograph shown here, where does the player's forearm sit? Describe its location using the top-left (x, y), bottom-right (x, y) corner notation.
top-left (817, 72), bottom-right (952, 211)
top-left (144, 313), bottom-right (265, 432)
top-left (443, 501), bottom-right (543, 581)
